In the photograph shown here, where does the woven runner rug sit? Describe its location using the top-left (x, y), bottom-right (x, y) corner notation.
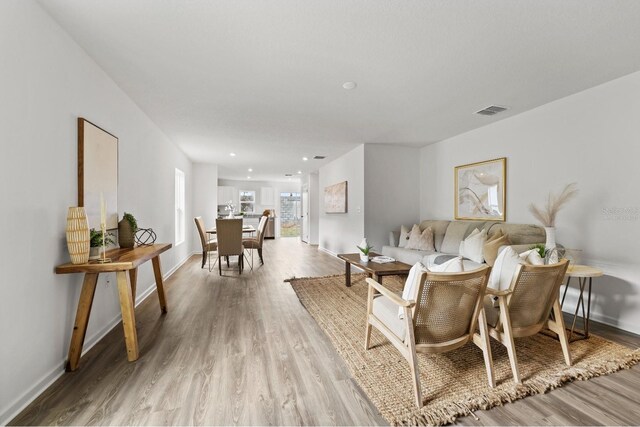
top-left (286, 273), bottom-right (640, 426)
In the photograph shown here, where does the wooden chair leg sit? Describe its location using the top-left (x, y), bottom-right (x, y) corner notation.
top-left (476, 308), bottom-right (496, 388)
top-left (498, 296), bottom-right (521, 384)
top-left (201, 251), bottom-right (207, 268)
top-left (258, 248), bottom-right (263, 264)
top-left (404, 310), bottom-right (422, 408)
top-left (364, 284), bottom-right (374, 350)
top-left (218, 256), bottom-right (222, 275)
top-left (226, 256), bottom-right (230, 268)
top-left (550, 299), bottom-right (572, 366)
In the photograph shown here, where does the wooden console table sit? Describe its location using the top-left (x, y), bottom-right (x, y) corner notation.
top-left (55, 243), bottom-right (172, 371)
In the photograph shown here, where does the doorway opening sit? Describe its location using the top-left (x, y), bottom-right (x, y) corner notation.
top-left (280, 192), bottom-right (301, 237)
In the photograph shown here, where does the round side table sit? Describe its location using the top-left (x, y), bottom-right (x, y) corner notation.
top-left (561, 264), bottom-right (604, 341)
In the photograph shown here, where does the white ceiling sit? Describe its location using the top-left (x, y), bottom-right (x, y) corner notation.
top-left (38, 0), bottom-right (640, 181)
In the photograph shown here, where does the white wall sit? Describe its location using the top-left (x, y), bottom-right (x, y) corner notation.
top-left (364, 145), bottom-right (421, 251)
top-left (420, 70), bottom-right (640, 334)
top-left (193, 163), bottom-right (218, 247)
top-left (0, 1), bottom-right (193, 423)
top-left (318, 145), bottom-right (365, 255)
top-left (308, 172), bottom-right (320, 245)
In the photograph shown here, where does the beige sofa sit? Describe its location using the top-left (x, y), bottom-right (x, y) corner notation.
top-left (382, 220), bottom-right (546, 269)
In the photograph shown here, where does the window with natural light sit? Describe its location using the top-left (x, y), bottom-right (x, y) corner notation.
top-left (175, 168), bottom-right (185, 245)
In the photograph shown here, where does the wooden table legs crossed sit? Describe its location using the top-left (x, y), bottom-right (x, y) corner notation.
top-left (56, 244), bottom-right (172, 371)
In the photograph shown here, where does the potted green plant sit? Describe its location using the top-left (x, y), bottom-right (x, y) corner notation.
top-left (357, 238), bottom-right (374, 263)
top-left (90, 228), bottom-right (115, 259)
top-left (118, 212), bottom-right (138, 248)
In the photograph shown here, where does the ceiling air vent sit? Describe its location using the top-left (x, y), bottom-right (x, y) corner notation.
top-left (313, 155), bottom-right (326, 159)
top-left (475, 105), bottom-right (507, 116)
top-left (284, 173), bottom-right (293, 177)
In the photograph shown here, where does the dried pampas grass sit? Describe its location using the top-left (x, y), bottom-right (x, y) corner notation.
top-left (529, 183), bottom-right (578, 227)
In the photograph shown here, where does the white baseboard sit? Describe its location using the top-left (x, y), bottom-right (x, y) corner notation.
top-left (0, 253), bottom-right (193, 426)
top-left (318, 246), bottom-right (337, 257)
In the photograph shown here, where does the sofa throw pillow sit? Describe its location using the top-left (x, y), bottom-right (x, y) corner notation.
top-left (483, 230), bottom-right (512, 267)
top-left (406, 225), bottom-right (435, 251)
top-left (519, 249), bottom-right (545, 265)
top-left (399, 261), bottom-right (429, 318)
top-left (459, 228), bottom-right (488, 264)
top-left (398, 224), bottom-right (411, 248)
top-left (428, 255), bottom-right (464, 273)
top-left (487, 246), bottom-right (522, 292)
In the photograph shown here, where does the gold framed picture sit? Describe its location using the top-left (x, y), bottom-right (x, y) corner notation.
top-left (454, 157), bottom-right (506, 221)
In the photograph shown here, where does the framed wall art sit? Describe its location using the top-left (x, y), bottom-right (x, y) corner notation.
top-left (454, 157), bottom-right (506, 221)
top-left (324, 181), bottom-right (348, 213)
top-left (78, 118), bottom-right (119, 230)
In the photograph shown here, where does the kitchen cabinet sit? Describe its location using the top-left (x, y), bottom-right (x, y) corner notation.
top-left (218, 186), bottom-right (238, 207)
top-left (260, 187), bottom-right (275, 206)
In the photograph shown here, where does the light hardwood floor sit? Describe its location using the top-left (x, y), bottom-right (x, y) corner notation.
top-left (11, 238), bottom-right (640, 426)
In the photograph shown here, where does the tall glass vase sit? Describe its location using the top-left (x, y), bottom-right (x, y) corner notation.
top-left (66, 207), bottom-right (90, 264)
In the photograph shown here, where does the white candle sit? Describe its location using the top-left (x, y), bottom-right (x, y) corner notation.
top-left (100, 192), bottom-right (106, 229)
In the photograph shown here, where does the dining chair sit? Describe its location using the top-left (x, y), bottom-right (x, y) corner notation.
top-left (215, 218), bottom-right (244, 275)
top-left (194, 217), bottom-right (217, 271)
top-left (242, 215), bottom-right (268, 269)
top-left (365, 266), bottom-right (494, 408)
top-left (484, 259), bottom-right (571, 384)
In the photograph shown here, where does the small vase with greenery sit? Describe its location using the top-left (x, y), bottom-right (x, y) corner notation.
top-left (118, 212), bottom-right (138, 248)
top-left (357, 239), bottom-right (374, 263)
top-left (90, 228), bottom-right (115, 259)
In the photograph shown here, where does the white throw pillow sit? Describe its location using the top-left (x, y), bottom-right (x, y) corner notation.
top-left (519, 249), bottom-right (545, 265)
top-left (458, 228), bottom-right (488, 264)
top-left (487, 246), bottom-right (522, 291)
top-left (429, 256), bottom-right (464, 273)
top-left (406, 225), bottom-right (435, 251)
top-left (398, 224), bottom-right (411, 248)
top-left (399, 262), bottom-right (429, 318)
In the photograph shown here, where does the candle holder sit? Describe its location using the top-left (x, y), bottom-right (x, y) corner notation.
top-left (96, 225), bottom-right (112, 263)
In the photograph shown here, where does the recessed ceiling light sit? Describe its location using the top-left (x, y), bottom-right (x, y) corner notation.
top-left (248, 168), bottom-right (253, 172)
top-left (297, 170), bottom-right (302, 174)
top-left (247, 176), bottom-right (251, 179)
top-left (342, 81), bottom-right (357, 90)
top-left (302, 157), bottom-right (308, 161)
top-left (229, 152), bottom-right (236, 157)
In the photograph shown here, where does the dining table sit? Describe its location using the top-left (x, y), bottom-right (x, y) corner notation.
top-left (206, 224), bottom-right (256, 235)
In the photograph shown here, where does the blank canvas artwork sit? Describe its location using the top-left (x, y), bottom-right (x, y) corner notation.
top-left (324, 181), bottom-right (348, 213)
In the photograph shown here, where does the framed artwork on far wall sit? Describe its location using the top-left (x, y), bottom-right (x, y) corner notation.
top-left (454, 157), bottom-right (506, 221)
top-left (324, 181), bottom-right (348, 213)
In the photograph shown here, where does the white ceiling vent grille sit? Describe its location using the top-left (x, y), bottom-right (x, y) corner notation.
top-left (475, 105), bottom-right (507, 116)
top-left (313, 155), bottom-right (326, 160)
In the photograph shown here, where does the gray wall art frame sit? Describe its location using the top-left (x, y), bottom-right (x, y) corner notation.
top-left (454, 157), bottom-right (506, 221)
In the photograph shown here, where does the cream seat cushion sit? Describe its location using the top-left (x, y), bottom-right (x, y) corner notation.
top-left (373, 294), bottom-right (407, 339)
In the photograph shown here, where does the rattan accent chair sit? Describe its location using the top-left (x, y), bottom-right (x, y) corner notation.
top-left (484, 259), bottom-right (571, 384)
top-left (215, 218), bottom-right (244, 275)
top-left (194, 217), bottom-right (217, 270)
top-left (365, 266), bottom-right (494, 408)
top-left (242, 215), bottom-right (268, 268)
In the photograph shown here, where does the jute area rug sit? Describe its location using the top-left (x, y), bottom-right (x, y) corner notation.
top-left (286, 273), bottom-right (640, 426)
